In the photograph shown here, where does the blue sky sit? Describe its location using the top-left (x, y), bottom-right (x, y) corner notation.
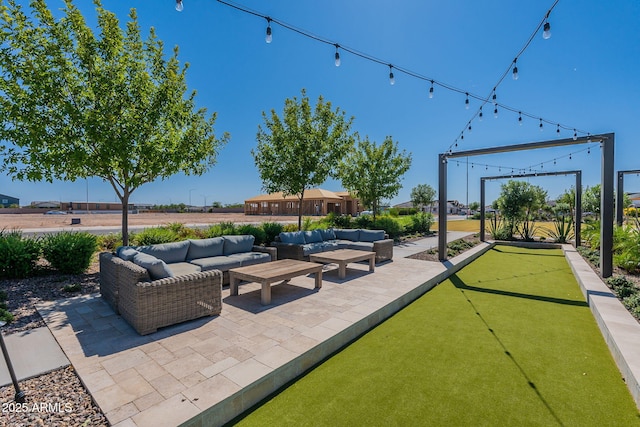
top-left (3, 0), bottom-right (640, 207)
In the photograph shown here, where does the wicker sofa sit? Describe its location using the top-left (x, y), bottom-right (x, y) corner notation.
top-left (99, 235), bottom-right (275, 335)
top-left (271, 228), bottom-right (393, 263)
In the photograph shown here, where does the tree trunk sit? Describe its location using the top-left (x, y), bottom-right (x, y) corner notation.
top-left (121, 191), bottom-right (130, 246)
top-left (297, 189), bottom-right (305, 231)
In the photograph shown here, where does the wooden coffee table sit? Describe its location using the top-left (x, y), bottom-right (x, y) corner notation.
top-left (229, 259), bottom-right (323, 305)
top-left (309, 249), bottom-right (376, 279)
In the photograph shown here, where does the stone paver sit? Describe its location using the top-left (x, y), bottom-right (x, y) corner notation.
top-left (32, 236), bottom-right (640, 426)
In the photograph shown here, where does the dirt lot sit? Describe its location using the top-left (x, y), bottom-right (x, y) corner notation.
top-left (0, 212), bottom-right (297, 230)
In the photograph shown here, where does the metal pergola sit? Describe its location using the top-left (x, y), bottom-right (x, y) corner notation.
top-left (438, 133), bottom-right (614, 278)
top-left (616, 169), bottom-right (640, 226)
top-left (479, 170), bottom-right (582, 247)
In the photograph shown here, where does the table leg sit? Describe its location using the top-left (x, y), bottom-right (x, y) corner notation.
top-left (261, 281), bottom-right (271, 305)
top-left (230, 274), bottom-right (239, 296)
top-left (315, 269), bottom-right (323, 289)
top-left (369, 256), bottom-right (375, 272)
top-left (338, 262), bottom-right (346, 279)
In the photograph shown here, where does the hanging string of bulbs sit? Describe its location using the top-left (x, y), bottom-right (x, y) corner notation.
top-left (453, 142), bottom-right (599, 177)
top-left (174, 0), bottom-right (591, 151)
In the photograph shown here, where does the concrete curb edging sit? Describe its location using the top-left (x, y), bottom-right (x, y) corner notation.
top-left (181, 243), bottom-right (496, 426)
top-left (562, 244), bottom-right (640, 409)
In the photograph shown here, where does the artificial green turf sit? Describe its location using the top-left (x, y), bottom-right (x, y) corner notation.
top-left (235, 246), bottom-right (640, 426)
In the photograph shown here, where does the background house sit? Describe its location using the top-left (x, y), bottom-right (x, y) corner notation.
top-left (0, 193), bottom-right (19, 207)
top-left (244, 189), bottom-right (360, 216)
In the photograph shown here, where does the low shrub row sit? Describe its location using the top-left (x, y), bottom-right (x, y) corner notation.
top-left (0, 230), bottom-right (97, 279)
top-left (606, 276), bottom-right (640, 320)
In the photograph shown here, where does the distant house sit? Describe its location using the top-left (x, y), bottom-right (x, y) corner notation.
top-left (244, 188), bottom-right (360, 216)
top-left (0, 193), bottom-right (19, 208)
top-left (629, 192), bottom-right (640, 208)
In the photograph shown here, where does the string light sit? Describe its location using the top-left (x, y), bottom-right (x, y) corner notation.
top-left (557, 124), bottom-right (560, 134)
top-left (573, 129), bottom-right (578, 140)
top-left (265, 17), bottom-right (272, 43)
top-left (389, 65), bottom-right (395, 85)
top-left (429, 80), bottom-right (434, 98)
top-left (478, 106), bottom-right (483, 121)
top-left (539, 118), bottom-right (543, 131)
top-left (512, 59), bottom-right (519, 80)
top-left (518, 112), bottom-right (523, 125)
top-left (494, 104), bottom-right (498, 118)
top-left (465, 93), bottom-right (470, 109)
top-left (334, 44), bottom-right (341, 67)
top-left (468, 124), bottom-right (472, 133)
top-left (175, 0), bottom-right (184, 12)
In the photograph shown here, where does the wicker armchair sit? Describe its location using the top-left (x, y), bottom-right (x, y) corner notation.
top-left (99, 252), bottom-right (222, 335)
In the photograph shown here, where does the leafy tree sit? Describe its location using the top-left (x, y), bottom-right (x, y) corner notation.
top-left (339, 136), bottom-right (412, 221)
top-left (468, 201), bottom-right (480, 212)
top-left (0, 0), bottom-right (228, 245)
top-left (495, 180), bottom-right (547, 237)
top-left (582, 185), bottom-right (601, 218)
top-left (410, 184), bottom-right (436, 212)
top-left (557, 187), bottom-right (576, 210)
top-left (253, 89), bottom-right (355, 230)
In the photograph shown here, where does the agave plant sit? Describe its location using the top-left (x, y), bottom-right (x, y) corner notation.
top-left (546, 204), bottom-right (574, 243)
top-left (517, 215), bottom-right (538, 242)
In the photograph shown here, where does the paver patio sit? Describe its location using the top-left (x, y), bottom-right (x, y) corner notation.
top-left (35, 238), bottom-right (640, 426)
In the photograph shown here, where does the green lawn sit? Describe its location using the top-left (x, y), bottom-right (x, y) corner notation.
top-left (235, 246), bottom-right (640, 426)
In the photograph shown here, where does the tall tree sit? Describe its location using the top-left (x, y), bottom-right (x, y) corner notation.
top-left (410, 184), bottom-right (436, 213)
top-left (339, 136), bottom-right (412, 221)
top-left (253, 89), bottom-right (355, 230)
top-left (495, 180), bottom-right (547, 236)
top-left (0, 0), bottom-right (228, 245)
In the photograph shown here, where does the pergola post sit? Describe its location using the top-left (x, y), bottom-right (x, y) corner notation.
top-left (438, 154), bottom-right (448, 261)
top-left (616, 169), bottom-right (640, 226)
top-left (601, 136), bottom-right (614, 278)
top-left (575, 171), bottom-right (582, 247)
top-left (480, 178), bottom-right (486, 242)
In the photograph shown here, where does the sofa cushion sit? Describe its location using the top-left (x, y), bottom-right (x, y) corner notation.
top-left (167, 262), bottom-right (202, 276)
top-left (138, 240), bottom-right (190, 264)
top-left (319, 229), bottom-right (336, 241)
top-left (303, 230), bottom-right (323, 244)
top-left (346, 241), bottom-right (375, 251)
top-left (223, 235), bottom-right (255, 255)
top-left (279, 231), bottom-right (305, 245)
top-left (116, 246), bottom-right (139, 261)
top-left (190, 256), bottom-right (241, 272)
top-left (302, 242), bottom-right (327, 256)
top-left (359, 229), bottom-right (385, 242)
top-left (319, 241), bottom-right (340, 251)
top-left (228, 252), bottom-right (271, 267)
top-left (334, 229), bottom-right (360, 241)
top-left (187, 237), bottom-right (224, 260)
top-left (132, 252), bottom-right (174, 280)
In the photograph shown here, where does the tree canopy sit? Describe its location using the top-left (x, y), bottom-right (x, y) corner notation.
top-left (410, 184), bottom-right (436, 212)
top-left (253, 89), bottom-right (355, 230)
top-left (339, 136), bottom-right (412, 221)
top-left (495, 180), bottom-right (547, 234)
top-left (0, 0), bottom-right (228, 244)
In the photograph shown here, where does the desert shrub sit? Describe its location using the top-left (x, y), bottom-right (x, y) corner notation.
top-left (581, 219), bottom-right (601, 248)
top-left (388, 208), bottom-right (399, 217)
top-left (545, 213), bottom-right (574, 243)
top-left (97, 233), bottom-right (123, 252)
top-left (487, 215), bottom-right (511, 240)
top-left (623, 293), bottom-right (640, 310)
top-left (612, 225), bottom-right (640, 273)
top-left (517, 217), bottom-right (538, 242)
top-left (262, 222), bottom-right (284, 244)
top-left (0, 230), bottom-right (41, 279)
top-left (282, 223), bottom-right (299, 232)
top-left (42, 231), bottom-right (98, 274)
top-left (606, 276), bottom-right (636, 298)
top-left (236, 224), bottom-right (267, 245)
top-left (131, 227), bottom-right (178, 245)
top-left (165, 222), bottom-right (200, 240)
top-left (373, 217), bottom-right (404, 239)
top-left (301, 217), bottom-right (313, 231)
top-left (409, 212), bottom-right (433, 234)
top-left (355, 214), bottom-right (373, 229)
top-left (206, 221), bottom-right (237, 237)
top-left (577, 246), bottom-right (599, 265)
top-left (333, 214), bottom-right (352, 229)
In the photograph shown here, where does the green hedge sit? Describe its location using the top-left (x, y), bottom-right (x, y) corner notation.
top-left (42, 231), bottom-right (97, 274)
top-left (0, 230), bottom-right (41, 279)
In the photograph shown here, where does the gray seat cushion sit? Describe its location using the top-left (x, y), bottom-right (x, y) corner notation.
top-left (187, 237), bottom-right (224, 260)
top-left (167, 262), bottom-right (202, 276)
top-left (223, 235), bottom-right (255, 255)
top-left (137, 240), bottom-right (190, 264)
top-left (359, 229), bottom-right (385, 242)
top-left (279, 231), bottom-right (305, 244)
top-left (132, 252), bottom-right (174, 280)
top-left (227, 252), bottom-right (271, 267)
top-left (334, 229), bottom-right (360, 241)
top-left (302, 242), bottom-right (327, 256)
top-left (345, 241), bottom-right (374, 251)
top-left (190, 256), bottom-right (241, 272)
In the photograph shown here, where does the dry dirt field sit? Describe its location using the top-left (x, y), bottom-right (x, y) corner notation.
top-left (0, 212), bottom-right (296, 230)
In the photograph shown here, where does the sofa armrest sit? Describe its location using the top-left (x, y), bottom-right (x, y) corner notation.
top-left (373, 239), bottom-right (394, 263)
top-left (118, 269), bottom-right (223, 335)
top-left (252, 245), bottom-right (277, 261)
top-left (99, 251), bottom-right (150, 314)
top-left (270, 242), bottom-right (305, 260)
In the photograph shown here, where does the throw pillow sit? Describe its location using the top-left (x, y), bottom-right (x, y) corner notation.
top-left (279, 231), bottom-right (305, 245)
top-left (319, 229), bottom-right (337, 241)
top-left (223, 235), bottom-right (256, 255)
top-left (116, 246), bottom-right (139, 261)
top-left (187, 237), bottom-right (224, 260)
top-left (137, 240), bottom-right (190, 264)
top-left (359, 229), bottom-right (385, 242)
top-left (132, 252), bottom-right (174, 280)
top-left (303, 230), bottom-right (323, 243)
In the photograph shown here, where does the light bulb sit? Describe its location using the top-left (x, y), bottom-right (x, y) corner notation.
top-left (335, 51), bottom-right (341, 67)
top-left (512, 66), bottom-right (519, 80)
top-left (573, 130), bottom-right (577, 140)
top-left (494, 104), bottom-right (498, 118)
top-left (539, 119), bottom-right (543, 131)
top-left (175, 0), bottom-right (184, 12)
top-left (478, 107), bottom-right (483, 121)
top-left (465, 93), bottom-right (469, 109)
top-left (543, 22), bottom-right (551, 40)
top-left (389, 66), bottom-right (395, 85)
top-left (556, 124), bottom-right (560, 134)
top-left (518, 112), bottom-right (523, 125)
top-left (265, 19), bottom-right (272, 43)
top-left (492, 89), bottom-right (497, 102)
top-left (468, 124), bottom-right (472, 133)
top-left (429, 81), bottom-right (434, 98)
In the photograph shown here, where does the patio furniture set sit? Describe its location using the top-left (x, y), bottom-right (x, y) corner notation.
top-left (100, 228), bottom-right (393, 334)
